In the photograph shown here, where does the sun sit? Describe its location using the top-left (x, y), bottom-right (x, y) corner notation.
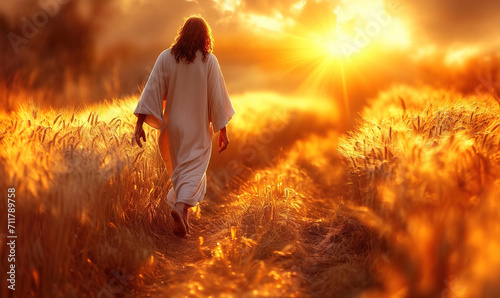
top-left (271, 0), bottom-right (412, 130)
top-left (314, 24), bottom-right (365, 58)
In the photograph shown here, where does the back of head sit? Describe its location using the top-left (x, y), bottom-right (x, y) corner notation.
top-left (171, 15), bottom-right (213, 64)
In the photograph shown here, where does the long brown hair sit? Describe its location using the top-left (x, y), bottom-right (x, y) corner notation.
top-left (171, 15), bottom-right (213, 63)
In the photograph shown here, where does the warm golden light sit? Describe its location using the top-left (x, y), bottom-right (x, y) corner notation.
top-left (321, 0), bottom-right (411, 58)
top-left (2, 0), bottom-right (500, 297)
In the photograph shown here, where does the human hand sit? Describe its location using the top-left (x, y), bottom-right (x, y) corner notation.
top-left (134, 124), bottom-right (146, 148)
top-left (218, 127), bottom-right (229, 153)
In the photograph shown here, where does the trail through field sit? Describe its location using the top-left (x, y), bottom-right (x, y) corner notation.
top-left (135, 128), bottom-right (376, 297)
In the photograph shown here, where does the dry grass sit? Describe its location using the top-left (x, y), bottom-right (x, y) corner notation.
top-left (2, 86), bottom-right (497, 297)
top-left (1, 93), bottom-right (377, 297)
top-left (339, 86), bottom-right (500, 297)
top-left (0, 97), bottom-right (173, 297)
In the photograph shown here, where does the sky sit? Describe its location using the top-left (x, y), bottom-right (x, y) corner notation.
top-left (100, 0), bottom-right (499, 102)
top-left (1, 0), bottom-right (499, 114)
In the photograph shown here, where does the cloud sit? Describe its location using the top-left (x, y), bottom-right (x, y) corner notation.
top-left (403, 0), bottom-right (500, 47)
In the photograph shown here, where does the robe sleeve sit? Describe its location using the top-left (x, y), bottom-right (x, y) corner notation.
top-left (208, 54), bottom-right (235, 133)
top-left (133, 50), bottom-right (169, 130)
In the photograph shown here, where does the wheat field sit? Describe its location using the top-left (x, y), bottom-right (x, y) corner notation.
top-left (1, 86), bottom-right (499, 297)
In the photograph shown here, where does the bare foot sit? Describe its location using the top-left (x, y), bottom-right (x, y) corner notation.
top-left (171, 206), bottom-right (187, 238)
top-left (177, 203), bottom-right (191, 234)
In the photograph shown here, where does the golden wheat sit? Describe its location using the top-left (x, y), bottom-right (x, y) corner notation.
top-left (339, 86), bottom-right (500, 297)
top-left (4, 85), bottom-right (494, 297)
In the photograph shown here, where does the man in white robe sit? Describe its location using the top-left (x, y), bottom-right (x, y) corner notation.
top-left (133, 48), bottom-right (235, 237)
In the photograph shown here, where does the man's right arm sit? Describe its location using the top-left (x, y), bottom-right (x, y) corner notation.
top-left (136, 113), bottom-right (146, 127)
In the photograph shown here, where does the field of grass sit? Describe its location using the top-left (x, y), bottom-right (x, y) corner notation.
top-left (1, 86), bottom-right (499, 297)
top-left (339, 86), bottom-right (500, 297)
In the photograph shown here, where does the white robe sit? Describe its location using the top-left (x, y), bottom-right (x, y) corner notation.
top-left (133, 48), bottom-right (235, 208)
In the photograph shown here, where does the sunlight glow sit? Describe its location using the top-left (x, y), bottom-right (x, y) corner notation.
top-left (214, 0), bottom-right (241, 13)
top-left (291, 1), bottom-right (306, 13)
top-left (445, 46), bottom-right (480, 67)
top-left (260, 0), bottom-right (413, 132)
top-left (274, 0), bottom-right (412, 64)
top-left (329, 0), bottom-right (411, 57)
top-left (377, 19), bottom-right (411, 48)
top-left (228, 91), bottom-right (338, 134)
top-left (245, 13), bottom-right (294, 32)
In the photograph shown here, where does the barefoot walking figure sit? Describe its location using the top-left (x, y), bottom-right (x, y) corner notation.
top-left (133, 16), bottom-right (235, 238)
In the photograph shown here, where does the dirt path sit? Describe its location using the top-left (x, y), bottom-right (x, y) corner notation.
top-left (133, 156), bottom-right (378, 297)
